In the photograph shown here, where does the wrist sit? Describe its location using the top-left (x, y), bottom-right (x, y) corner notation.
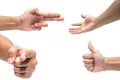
top-left (94, 17), bottom-right (105, 28)
top-left (13, 16), bottom-right (21, 30)
top-left (104, 57), bottom-right (120, 71)
top-left (0, 16), bottom-right (21, 30)
top-left (104, 57), bottom-right (111, 70)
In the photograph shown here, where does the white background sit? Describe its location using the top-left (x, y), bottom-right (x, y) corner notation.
top-left (1, 0), bottom-right (120, 80)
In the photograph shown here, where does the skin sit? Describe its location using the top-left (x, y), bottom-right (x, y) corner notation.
top-left (0, 8), bottom-right (64, 31)
top-left (83, 42), bottom-right (120, 72)
top-left (0, 7), bottom-right (64, 78)
top-left (0, 34), bottom-right (37, 78)
top-left (69, 0), bottom-right (120, 34)
top-left (82, 42), bottom-right (105, 72)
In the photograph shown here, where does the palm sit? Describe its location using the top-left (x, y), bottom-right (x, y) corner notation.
top-left (69, 15), bottom-right (96, 34)
top-left (81, 19), bottom-right (96, 33)
top-left (92, 50), bottom-right (105, 72)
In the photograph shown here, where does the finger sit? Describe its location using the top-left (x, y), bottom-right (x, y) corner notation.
top-left (82, 54), bottom-right (93, 59)
top-left (44, 17), bottom-right (64, 21)
top-left (31, 24), bottom-right (42, 30)
top-left (83, 59), bottom-right (94, 64)
top-left (88, 41), bottom-right (97, 53)
top-left (14, 66), bottom-right (35, 73)
top-left (69, 29), bottom-right (84, 34)
top-left (28, 8), bottom-right (39, 14)
top-left (43, 13), bottom-right (61, 18)
top-left (69, 30), bottom-right (82, 34)
top-left (72, 23), bottom-right (81, 26)
top-left (14, 57), bottom-right (30, 67)
top-left (34, 22), bottom-right (48, 28)
top-left (14, 67), bottom-right (27, 73)
top-left (20, 49), bottom-right (36, 61)
top-left (28, 8), bottom-right (44, 17)
top-left (69, 27), bottom-right (81, 30)
top-left (14, 68), bottom-right (26, 74)
top-left (81, 14), bottom-right (86, 19)
top-left (84, 63), bottom-right (93, 68)
top-left (15, 72), bottom-right (32, 78)
top-left (8, 45), bottom-right (21, 64)
top-left (87, 67), bottom-right (94, 72)
top-left (14, 57), bottom-right (21, 67)
top-left (35, 27), bottom-right (42, 31)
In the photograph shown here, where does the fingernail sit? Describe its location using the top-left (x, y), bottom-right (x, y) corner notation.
top-left (8, 57), bottom-right (13, 64)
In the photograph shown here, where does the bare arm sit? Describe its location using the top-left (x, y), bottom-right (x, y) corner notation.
top-left (83, 42), bottom-right (120, 72)
top-left (0, 34), bottom-right (37, 78)
top-left (0, 16), bottom-right (20, 30)
top-left (69, 0), bottom-right (120, 34)
top-left (0, 8), bottom-right (64, 31)
top-left (104, 57), bottom-right (120, 71)
top-left (95, 0), bottom-right (120, 27)
top-left (0, 34), bottom-right (13, 61)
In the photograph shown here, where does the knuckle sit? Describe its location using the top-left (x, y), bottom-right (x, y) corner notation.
top-left (31, 59), bottom-right (38, 65)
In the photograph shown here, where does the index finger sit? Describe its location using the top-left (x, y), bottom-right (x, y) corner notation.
top-left (44, 17), bottom-right (64, 21)
top-left (82, 54), bottom-right (93, 59)
top-left (43, 13), bottom-right (61, 18)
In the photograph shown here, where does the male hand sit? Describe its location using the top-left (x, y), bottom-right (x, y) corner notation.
top-left (19, 8), bottom-right (64, 31)
top-left (8, 45), bottom-right (37, 78)
top-left (69, 14), bottom-right (97, 34)
top-left (82, 42), bottom-right (106, 72)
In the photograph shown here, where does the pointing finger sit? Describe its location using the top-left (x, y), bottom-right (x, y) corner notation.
top-left (44, 17), bottom-right (64, 21)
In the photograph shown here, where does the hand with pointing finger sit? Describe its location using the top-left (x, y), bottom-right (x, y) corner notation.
top-left (8, 45), bottom-right (37, 78)
top-left (19, 8), bottom-right (64, 31)
top-left (0, 8), bottom-right (64, 31)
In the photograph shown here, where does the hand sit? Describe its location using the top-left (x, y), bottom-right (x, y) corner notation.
top-left (8, 45), bottom-right (37, 78)
top-left (69, 14), bottom-right (97, 34)
top-left (19, 8), bottom-right (64, 31)
top-left (82, 42), bottom-right (105, 72)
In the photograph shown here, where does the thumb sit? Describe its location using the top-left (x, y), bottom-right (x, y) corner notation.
top-left (81, 14), bottom-right (86, 19)
top-left (88, 41), bottom-right (97, 53)
top-left (19, 49), bottom-right (36, 62)
top-left (29, 8), bottom-right (39, 14)
top-left (7, 45), bottom-right (20, 64)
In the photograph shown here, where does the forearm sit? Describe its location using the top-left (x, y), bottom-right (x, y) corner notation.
top-left (95, 0), bottom-right (120, 28)
top-left (104, 57), bottom-right (120, 71)
top-left (0, 16), bottom-right (20, 30)
top-left (0, 34), bottom-right (13, 61)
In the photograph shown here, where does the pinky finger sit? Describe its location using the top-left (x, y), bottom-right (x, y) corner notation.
top-left (69, 30), bottom-right (82, 34)
top-left (15, 72), bottom-right (32, 78)
top-left (87, 67), bottom-right (94, 72)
